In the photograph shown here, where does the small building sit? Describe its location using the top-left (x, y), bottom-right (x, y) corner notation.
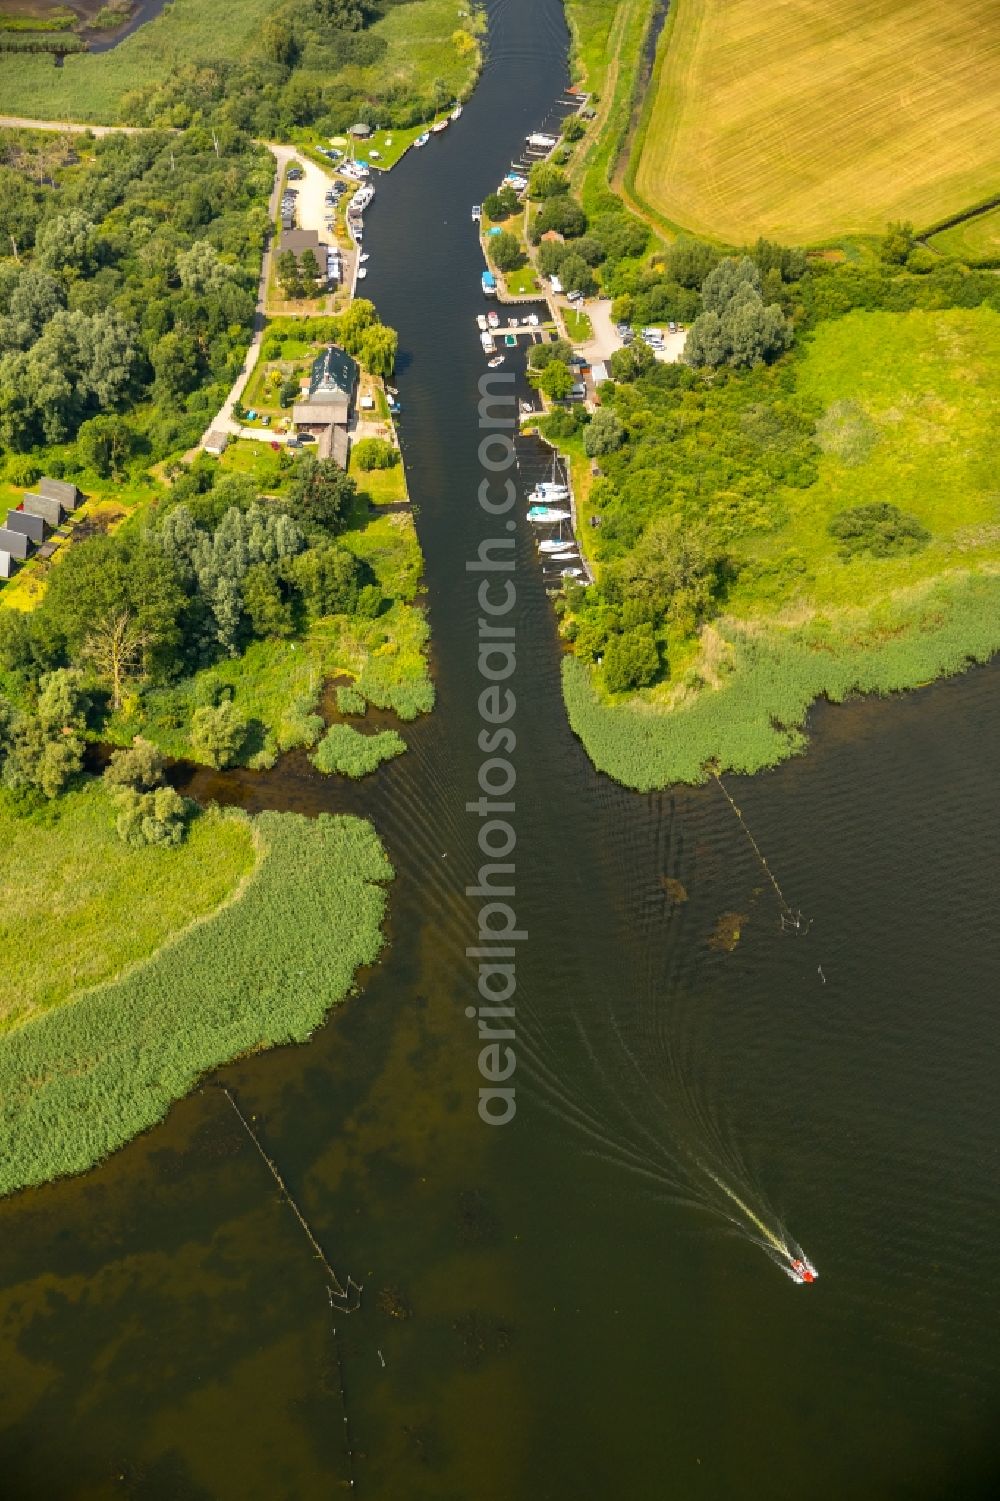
top-left (204, 430), bottom-right (229, 457)
top-left (292, 345), bottom-right (358, 467)
top-left (279, 228), bottom-right (326, 258)
top-left (541, 229), bottom-right (565, 245)
top-left (591, 360), bottom-right (610, 386)
top-left (0, 527), bottom-right (30, 561)
top-left (349, 122), bottom-right (373, 139)
top-left (21, 492), bottom-right (63, 527)
top-left (38, 476), bottom-right (80, 510)
top-left (5, 509), bottom-right (46, 543)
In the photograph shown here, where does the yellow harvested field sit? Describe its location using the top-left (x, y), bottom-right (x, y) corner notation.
top-left (635, 0), bottom-right (1000, 243)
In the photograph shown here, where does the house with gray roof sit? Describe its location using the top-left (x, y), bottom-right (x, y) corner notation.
top-left (5, 510), bottom-right (46, 544)
top-left (38, 477), bottom-right (80, 510)
top-left (0, 527), bottom-right (30, 561)
top-left (292, 345), bottom-right (358, 463)
top-left (21, 492), bottom-right (63, 527)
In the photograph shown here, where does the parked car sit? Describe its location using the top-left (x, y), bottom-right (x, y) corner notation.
top-left (668, 320), bottom-right (677, 333)
top-left (567, 289), bottom-right (584, 303)
top-left (568, 383), bottom-right (587, 400)
top-left (287, 166), bottom-right (303, 181)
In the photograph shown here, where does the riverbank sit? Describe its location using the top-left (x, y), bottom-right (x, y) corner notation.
top-left (540, 3), bottom-right (1000, 790)
top-left (0, 806), bottom-right (392, 1196)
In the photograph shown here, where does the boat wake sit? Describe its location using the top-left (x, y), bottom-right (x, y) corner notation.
top-left (515, 995), bottom-right (819, 1286)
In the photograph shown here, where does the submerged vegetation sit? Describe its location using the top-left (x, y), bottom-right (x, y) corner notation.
top-left (0, 808), bottom-right (393, 1196)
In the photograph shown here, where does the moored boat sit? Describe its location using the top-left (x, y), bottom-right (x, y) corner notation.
top-left (527, 506), bottom-right (570, 523)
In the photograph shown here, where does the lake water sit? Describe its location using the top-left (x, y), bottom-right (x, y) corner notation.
top-left (1, 1), bottom-right (998, 1496)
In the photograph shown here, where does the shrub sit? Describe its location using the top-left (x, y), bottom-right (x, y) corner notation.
top-left (190, 701), bottom-right (248, 767)
top-left (311, 723), bottom-right (406, 777)
top-left (4, 455), bottom-right (41, 488)
top-left (113, 786), bottom-right (189, 848)
top-left (104, 736), bottom-right (166, 791)
top-left (490, 230), bottom-right (523, 273)
top-left (827, 503), bottom-right (930, 559)
top-left (584, 407), bottom-right (625, 456)
top-left (558, 253), bottom-right (596, 297)
top-left (353, 436), bottom-right (400, 471)
top-left (603, 626), bottom-right (660, 693)
top-left (275, 693), bottom-right (324, 752)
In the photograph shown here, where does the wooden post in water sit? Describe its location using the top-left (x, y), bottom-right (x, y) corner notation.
top-left (219, 1083), bottom-right (362, 1310)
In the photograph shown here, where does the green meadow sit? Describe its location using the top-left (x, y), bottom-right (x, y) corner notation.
top-left (0, 784), bottom-right (256, 1032)
top-left (927, 205), bottom-right (1000, 266)
top-left (565, 305), bottom-right (1000, 788)
top-left (0, 0), bottom-right (480, 123)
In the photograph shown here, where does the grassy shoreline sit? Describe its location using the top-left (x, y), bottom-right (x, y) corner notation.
top-left (0, 807), bottom-right (393, 1197)
top-left (563, 571), bottom-right (1000, 790)
top-left (556, 2), bottom-right (1000, 791)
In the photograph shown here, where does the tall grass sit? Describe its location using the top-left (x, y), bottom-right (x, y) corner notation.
top-left (311, 723), bottom-right (406, 777)
top-left (0, 810), bottom-right (393, 1196)
top-left (563, 572), bottom-right (1000, 789)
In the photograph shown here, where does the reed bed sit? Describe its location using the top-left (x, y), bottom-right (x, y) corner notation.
top-left (0, 810), bottom-right (393, 1196)
top-left (563, 572), bottom-right (1000, 789)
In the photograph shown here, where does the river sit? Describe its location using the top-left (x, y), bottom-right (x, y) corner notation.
top-left (1, 1), bottom-right (999, 1496)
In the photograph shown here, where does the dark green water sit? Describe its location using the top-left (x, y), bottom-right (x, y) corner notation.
top-left (2, 3), bottom-right (999, 1496)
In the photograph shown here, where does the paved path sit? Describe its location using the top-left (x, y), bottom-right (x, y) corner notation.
top-left (199, 142), bottom-right (297, 448)
top-left (0, 115), bottom-right (149, 135)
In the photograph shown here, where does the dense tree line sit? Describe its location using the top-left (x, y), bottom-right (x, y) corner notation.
top-left (0, 456), bottom-right (383, 795)
top-left (116, 0), bottom-right (477, 136)
top-left (553, 243), bottom-right (999, 695)
top-left (0, 128), bottom-right (271, 467)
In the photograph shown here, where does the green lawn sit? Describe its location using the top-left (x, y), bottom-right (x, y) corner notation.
top-left (505, 263), bottom-right (542, 296)
top-left (352, 457), bottom-right (408, 505)
top-left (0, 783), bottom-right (256, 1032)
top-left (0, 808), bottom-right (393, 1195)
top-left (297, 114), bottom-right (457, 174)
top-left (564, 307), bottom-right (593, 342)
top-left (927, 205), bottom-right (1000, 265)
